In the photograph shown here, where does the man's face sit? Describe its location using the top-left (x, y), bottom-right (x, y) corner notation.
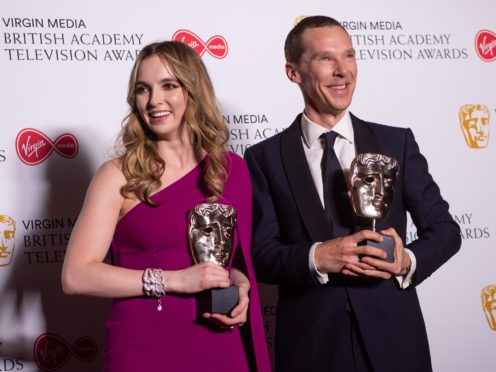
top-left (482, 285), bottom-right (496, 331)
top-left (287, 26), bottom-right (357, 124)
top-left (189, 206), bottom-right (235, 267)
top-left (351, 164), bottom-right (396, 219)
top-left (460, 106), bottom-right (490, 149)
top-left (0, 219), bottom-right (16, 266)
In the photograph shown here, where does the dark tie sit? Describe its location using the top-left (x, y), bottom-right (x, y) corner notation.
top-left (320, 131), bottom-right (352, 237)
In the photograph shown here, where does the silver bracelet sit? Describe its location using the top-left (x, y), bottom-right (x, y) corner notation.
top-left (143, 268), bottom-right (166, 311)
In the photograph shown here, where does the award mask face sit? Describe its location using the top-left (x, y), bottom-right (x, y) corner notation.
top-left (0, 215), bottom-right (16, 267)
top-left (350, 153), bottom-right (399, 220)
top-left (459, 104), bottom-right (490, 149)
top-left (188, 203), bottom-right (236, 268)
top-left (482, 285), bottom-right (496, 331)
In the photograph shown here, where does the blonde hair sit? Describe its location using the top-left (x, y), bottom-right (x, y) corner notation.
top-left (117, 41), bottom-right (229, 206)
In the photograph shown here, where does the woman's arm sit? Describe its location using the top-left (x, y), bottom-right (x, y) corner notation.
top-left (62, 160), bottom-right (231, 298)
top-left (61, 160), bottom-right (143, 297)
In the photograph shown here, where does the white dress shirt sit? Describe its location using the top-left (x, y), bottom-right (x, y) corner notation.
top-left (300, 112), bottom-right (416, 288)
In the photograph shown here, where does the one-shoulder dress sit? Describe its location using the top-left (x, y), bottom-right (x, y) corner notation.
top-left (104, 153), bottom-right (270, 372)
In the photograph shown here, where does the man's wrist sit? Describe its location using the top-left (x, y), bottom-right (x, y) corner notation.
top-left (402, 258), bottom-right (412, 276)
top-left (309, 242), bottom-right (329, 284)
top-left (398, 249), bottom-right (416, 289)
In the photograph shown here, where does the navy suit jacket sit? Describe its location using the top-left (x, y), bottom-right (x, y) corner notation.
top-left (244, 113), bottom-right (461, 372)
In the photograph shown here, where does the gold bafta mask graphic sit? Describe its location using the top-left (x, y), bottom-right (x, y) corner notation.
top-left (481, 285), bottom-right (496, 331)
top-left (0, 215), bottom-right (16, 267)
top-left (293, 15), bottom-right (309, 26)
top-left (188, 203), bottom-right (236, 268)
top-left (459, 104), bottom-right (490, 149)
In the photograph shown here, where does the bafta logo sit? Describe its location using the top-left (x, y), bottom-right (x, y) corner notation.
top-left (481, 285), bottom-right (496, 331)
top-left (459, 104), bottom-right (490, 149)
top-left (0, 215), bottom-right (16, 267)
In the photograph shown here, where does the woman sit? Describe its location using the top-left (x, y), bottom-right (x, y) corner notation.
top-left (62, 41), bottom-right (270, 372)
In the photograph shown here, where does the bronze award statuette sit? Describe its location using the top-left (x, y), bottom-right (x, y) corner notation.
top-left (188, 203), bottom-right (239, 317)
top-left (350, 153), bottom-right (399, 263)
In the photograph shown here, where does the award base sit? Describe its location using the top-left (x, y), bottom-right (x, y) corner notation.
top-left (196, 285), bottom-right (239, 317)
top-left (359, 235), bottom-right (395, 263)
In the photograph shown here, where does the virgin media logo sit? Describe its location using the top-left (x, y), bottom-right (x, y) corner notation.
top-left (172, 29), bottom-right (228, 59)
top-left (33, 333), bottom-right (97, 371)
top-left (475, 29), bottom-right (496, 62)
top-left (15, 128), bottom-right (78, 165)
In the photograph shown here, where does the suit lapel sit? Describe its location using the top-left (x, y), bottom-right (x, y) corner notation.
top-left (351, 113), bottom-right (381, 154)
top-left (281, 115), bottom-right (331, 242)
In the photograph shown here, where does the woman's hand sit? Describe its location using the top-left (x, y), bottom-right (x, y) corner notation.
top-left (202, 268), bottom-right (250, 330)
top-left (166, 261), bottom-right (230, 294)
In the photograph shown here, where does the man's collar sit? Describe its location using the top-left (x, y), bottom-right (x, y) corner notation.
top-left (300, 111), bottom-right (354, 148)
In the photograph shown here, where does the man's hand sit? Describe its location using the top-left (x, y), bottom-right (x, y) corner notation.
top-left (359, 227), bottom-right (411, 277)
top-left (315, 230), bottom-right (390, 279)
top-left (315, 228), bottom-right (411, 279)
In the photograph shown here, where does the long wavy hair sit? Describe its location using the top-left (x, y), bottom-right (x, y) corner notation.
top-left (116, 41), bottom-right (229, 206)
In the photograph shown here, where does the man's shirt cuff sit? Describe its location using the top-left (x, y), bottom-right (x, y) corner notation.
top-left (309, 242), bottom-right (329, 284)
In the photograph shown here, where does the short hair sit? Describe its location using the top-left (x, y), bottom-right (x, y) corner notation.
top-left (284, 15), bottom-right (346, 63)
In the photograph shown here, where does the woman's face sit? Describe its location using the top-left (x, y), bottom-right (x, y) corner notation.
top-left (135, 54), bottom-right (188, 140)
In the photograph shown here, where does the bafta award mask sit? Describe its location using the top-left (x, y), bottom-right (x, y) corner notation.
top-left (481, 285), bottom-right (496, 331)
top-left (188, 203), bottom-right (236, 268)
top-left (459, 104), bottom-right (490, 149)
top-left (350, 153), bottom-right (399, 222)
top-left (0, 215), bottom-right (16, 267)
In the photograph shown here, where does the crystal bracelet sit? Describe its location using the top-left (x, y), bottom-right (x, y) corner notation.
top-left (143, 268), bottom-right (166, 311)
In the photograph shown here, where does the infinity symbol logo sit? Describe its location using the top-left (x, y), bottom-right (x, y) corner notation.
top-left (475, 29), bottom-right (496, 62)
top-left (172, 29), bottom-right (228, 59)
top-left (34, 333), bottom-right (97, 371)
top-left (16, 128), bottom-right (78, 165)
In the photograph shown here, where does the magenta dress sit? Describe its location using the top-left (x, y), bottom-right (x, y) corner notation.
top-left (104, 153), bottom-right (270, 372)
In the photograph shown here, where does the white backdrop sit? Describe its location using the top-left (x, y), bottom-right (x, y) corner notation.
top-left (0, 0), bottom-right (494, 371)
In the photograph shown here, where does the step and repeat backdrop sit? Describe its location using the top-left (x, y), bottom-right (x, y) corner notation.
top-left (0, 0), bottom-right (494, 370)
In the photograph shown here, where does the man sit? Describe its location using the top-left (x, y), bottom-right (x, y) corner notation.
top-left (244, 16), bottom-right (461, 372)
